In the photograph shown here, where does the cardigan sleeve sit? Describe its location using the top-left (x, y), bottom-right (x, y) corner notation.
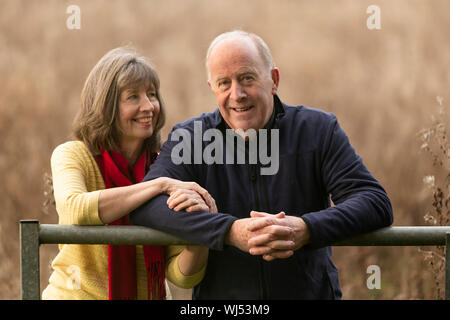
top-left (51, 141), bottom-right (104, 226)
top-left (165, 245), bottom-right (206, 289)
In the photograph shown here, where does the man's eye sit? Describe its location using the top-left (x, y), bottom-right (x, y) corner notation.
top-left (218, 81), bottom-right (230, 88)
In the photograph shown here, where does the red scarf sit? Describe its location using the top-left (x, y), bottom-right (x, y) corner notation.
top-left (96, 148), bottom-right (165, 300)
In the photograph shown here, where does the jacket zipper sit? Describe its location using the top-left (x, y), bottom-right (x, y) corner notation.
top-left (258, 128), bottom-right (274, 299)
top-left (250, 163), bottom-right (268, 299)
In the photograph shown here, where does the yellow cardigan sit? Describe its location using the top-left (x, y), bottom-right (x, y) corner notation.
top-left (42, 141), bottom-right (204, 300)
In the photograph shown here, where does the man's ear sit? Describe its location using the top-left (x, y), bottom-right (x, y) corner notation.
top-left (271, 68), bottom-right (280, 94)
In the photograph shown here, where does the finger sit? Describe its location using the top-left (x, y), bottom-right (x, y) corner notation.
top-left (170, 188), bottom-right (197, 198)
top-left (246, 217), bottom-right (277, 232)
top-left (250, 211), bottom-right (267, 218)
top-left (248, 239), bottom-right (295, 256)
top-left (201, 193), bottom-right (215, 211)
top-left (250, 239), bottom-right (296, 253)
top-left (208, 195), bottom-right (217, 212)
top-left (187, 185), bottom-right (214, 211)
top-left (263, 254), bottom-right (276, 262)
top-left (167, 189), bottom-right (188, 202)
top-left (268, 239), bottom-right (296, 250)
top-left (276, 211), bottom-right (286, 219)
top-left (196, 185), bottom-right (217, 212)
top-left (168, 191), bottom-right (201, 210)
top-left (203, 193), bottom-right (216, 211)
top-left (247, 229), bottom-right (289, 248)
top-left (167, 192), bottom-right (188, 209)
top-left (247, 218), bottom-right (293, 236)
top-left (248, 232), bottom-right (278, 247)
top-left (263, 250), bottom-right (294, 261)
top-left (173, 198), bottom-right (200, 212)
top-left (249, 243), bottom-right (295, 255)
top-left (167, 189), bottom-right (201, 208)
top-left (189, 183), bottom-right (211, 202)
top-left (185, 204), bottom-right (210, 213)
top-left (249, 246), bottom-right (272, 256)
top-left (181, 193), bottom-right (217, 213)
top-left (208, 198), bottom-right (218, 213)
top-left (248, 228), bottom-right (294, 251)
top-left (250, 211), bottom-right (285, 219)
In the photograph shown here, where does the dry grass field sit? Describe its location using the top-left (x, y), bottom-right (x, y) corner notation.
top-left (1, 0), bottom-right (449, 299)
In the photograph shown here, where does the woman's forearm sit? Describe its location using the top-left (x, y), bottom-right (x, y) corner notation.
top-left (177, 245), bottom-right (209, 276)
top-left (99, 176), bottom-right (211, 277)
top-left (98, 177), bottom-right (167, 224)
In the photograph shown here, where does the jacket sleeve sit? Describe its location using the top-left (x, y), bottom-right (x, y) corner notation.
top-left (129, 127), bottom-right (237, 251)
top-left (301, 115), bottom-right (393, 248)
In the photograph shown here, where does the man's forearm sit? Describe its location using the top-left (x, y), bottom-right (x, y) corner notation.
top-left (301, 190), bottom-right (393, 248)
top-left (129, 194), bottom-right (237, 250)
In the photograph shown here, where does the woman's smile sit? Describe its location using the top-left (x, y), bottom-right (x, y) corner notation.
top-left (133, 116), bottom-right (153, 126)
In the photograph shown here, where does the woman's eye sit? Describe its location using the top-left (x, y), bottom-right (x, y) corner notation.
top-left (147, 92), bottom-right (157, 98)
top-left (127, 94), bottom-right (138, 100)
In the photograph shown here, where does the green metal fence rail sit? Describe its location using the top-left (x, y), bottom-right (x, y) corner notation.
top-left (20, 219), bottom-right (450, 300)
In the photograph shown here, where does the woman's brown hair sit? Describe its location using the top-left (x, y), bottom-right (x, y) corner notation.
top-left (73, 47), bottom-right (166, 155)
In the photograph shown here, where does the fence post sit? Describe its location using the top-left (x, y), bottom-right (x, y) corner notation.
top-left (446, 232), bottom-right (450, 300)
top-left (20, 220), bottom-right (40, 300)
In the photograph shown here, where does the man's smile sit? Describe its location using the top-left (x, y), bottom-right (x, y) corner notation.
top-left (230, 105), bottom-right (254, 113)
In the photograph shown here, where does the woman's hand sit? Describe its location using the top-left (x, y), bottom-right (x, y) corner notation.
top-left (167, 189), bottom-right (211, 212)
top-left (160, 177), bottom-right (217, 213)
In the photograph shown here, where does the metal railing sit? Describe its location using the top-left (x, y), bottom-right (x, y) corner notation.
top-left (20, 220), bottom-right (450, 300)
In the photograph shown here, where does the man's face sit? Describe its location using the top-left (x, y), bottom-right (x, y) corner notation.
top-left (207, 38), bottom-right (279, 132)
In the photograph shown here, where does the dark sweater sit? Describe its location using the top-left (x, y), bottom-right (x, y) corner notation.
top-left (130, 95), bottom-right (393, 299)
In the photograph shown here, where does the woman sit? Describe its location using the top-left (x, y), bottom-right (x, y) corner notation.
top-left (42, 47), bottom-right (215, 300)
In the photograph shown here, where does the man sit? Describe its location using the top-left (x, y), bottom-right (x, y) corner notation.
top-left (130, 30), bottom-right (393, 299)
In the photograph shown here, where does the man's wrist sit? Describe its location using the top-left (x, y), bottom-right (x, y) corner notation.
top-left (224, 219), bottom-right (246, 251)
top-left (297, 217), bottom-right (311, 245)
top-left (224, 220), bottom-right (237, 246)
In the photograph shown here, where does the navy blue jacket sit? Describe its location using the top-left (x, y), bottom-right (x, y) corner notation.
top-left (130, 95), bottom-right (393, 299)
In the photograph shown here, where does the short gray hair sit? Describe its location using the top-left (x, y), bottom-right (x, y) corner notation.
top-left (205, 30), bottom-right (275, 80)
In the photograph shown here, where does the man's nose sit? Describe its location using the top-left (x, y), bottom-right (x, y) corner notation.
top-left (230, 81), bottom-right (247, 102)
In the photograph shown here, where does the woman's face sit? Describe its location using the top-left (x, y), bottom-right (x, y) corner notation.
top-left (117, 83), bottom-right (160, 150)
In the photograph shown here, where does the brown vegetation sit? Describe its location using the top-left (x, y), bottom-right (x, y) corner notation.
top-left (1, 0), bottom-right (449, 299)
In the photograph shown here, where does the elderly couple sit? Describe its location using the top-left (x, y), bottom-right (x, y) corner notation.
top-left (42, 30), bottom-right (393, 300)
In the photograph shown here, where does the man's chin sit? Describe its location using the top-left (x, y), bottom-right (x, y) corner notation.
top-left (229, 124), bottom-right (260, 141)
top-left (230, 123), bottom-right (254, 132)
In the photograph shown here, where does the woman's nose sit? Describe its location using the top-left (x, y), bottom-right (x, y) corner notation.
top-left (140, 95), bottom-right (155, 112)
